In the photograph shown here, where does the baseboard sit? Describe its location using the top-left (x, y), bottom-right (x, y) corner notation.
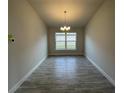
top-left (8, 56), bottom-right (47, 93)
top-left (48, 53), bottom-right (84, 56)
top-left (86, 56), bottom-right (115, 86)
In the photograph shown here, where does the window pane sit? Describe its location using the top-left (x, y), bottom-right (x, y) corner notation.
top-left (56, 35), bottom-right (65, 41)
top-left (56, 42), bottom-right (65, 50)
top-left (67, 42), bottom-right (76, 50)
top-left (67, 32), bottom-right (76, 41)
top-left (67, 32), bottom-right (76, 35)
top-left (56, 33), bottom-right (65, 35)
top-left (67, 36), bottom-right (76, 41)
top-left (55, 32), bottom-right (65, 41)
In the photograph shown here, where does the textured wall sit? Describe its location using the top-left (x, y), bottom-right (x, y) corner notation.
top-left (8, 0), bottom-right (48, 90)
top-left (48, 28), bottom-right (84, 55)
top-left (85, 0), bottom-right (115, 84)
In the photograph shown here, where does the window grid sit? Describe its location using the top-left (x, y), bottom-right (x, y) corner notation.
top-left (55, 32), bottom-right (77, 50)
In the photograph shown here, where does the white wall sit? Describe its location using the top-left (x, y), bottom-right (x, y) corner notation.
top-left (85, 0), bottom-right (115, 84)
top-left (8, 0), bottom-right (48, 91)
top-left (48, 27), bottom-right (84, 55)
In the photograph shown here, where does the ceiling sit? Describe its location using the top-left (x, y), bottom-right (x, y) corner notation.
top-left (28, 0), bottom-right (104, 27)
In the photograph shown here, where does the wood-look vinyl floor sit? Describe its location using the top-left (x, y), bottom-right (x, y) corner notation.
top-left (15, 56), bottom-right (114, 93)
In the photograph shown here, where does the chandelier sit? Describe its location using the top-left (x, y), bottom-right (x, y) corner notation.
top-left (60, 11), bottom-right (70, 31)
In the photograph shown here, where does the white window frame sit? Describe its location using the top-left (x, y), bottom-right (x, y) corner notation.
top-left (55, 32), bottom-right (77, 50)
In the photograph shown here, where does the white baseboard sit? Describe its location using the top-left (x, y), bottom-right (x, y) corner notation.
top-left (48, 53), bottom-right (84, 56)
top-left (8, 56), bottom-right (47, 93)
top-left (86, 56), bottom-right (115, 86)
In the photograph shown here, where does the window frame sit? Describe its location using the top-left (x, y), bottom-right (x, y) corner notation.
top-left (55, 32), bottom-right (77, 50)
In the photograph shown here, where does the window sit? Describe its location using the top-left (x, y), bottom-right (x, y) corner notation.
top-left (55, 32), bottom-right (77, 50)
top-left (55, 33), bottom-right (65, 50)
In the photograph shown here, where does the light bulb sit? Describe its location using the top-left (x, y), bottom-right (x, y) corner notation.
top-left (60, 27), bottom-right (64, 31)
top-left (66, 26), bottom-right (70, 31)
top-left (60, 26), bottom-right (70, 31)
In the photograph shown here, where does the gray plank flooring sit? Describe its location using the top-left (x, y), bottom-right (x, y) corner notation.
top-left (15, 56), bottom-right (115, 93)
